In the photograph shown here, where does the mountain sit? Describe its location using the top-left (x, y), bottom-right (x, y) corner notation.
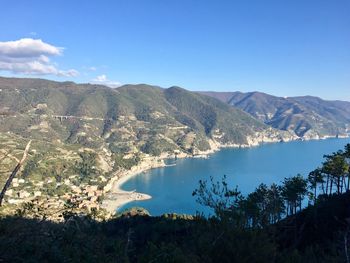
top-left (200, 91), bottom-right (350, 139)
top-left (0, 77), bottom-right (290, 157)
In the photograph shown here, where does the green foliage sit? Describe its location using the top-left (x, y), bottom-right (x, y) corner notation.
top-left (55, 184), bottom-right (71, 196)
top-left (75, 151), bottom-right (100, 183)
top-left (113, 154), bottom-right (140, 170)
top-left (43, 182), bottom-right (59, 196)
top-left (140, 138), bottom-right (175, 156)
top-left (281, 175), bottom-right (308, 216)
top-left (1, 191), bottom-right (350, 262)
top-left (0, 214), bottom-right (278, 263)
top-left (193, 134), bottom-right (211, 151)
top-left (109, 143), bottom-right (131, 154)
top-left (307, 168), bottom-right (324, 203)
top-left (22, 153), bottom-right (44, 178)
top-left (241, 183), bottom-right (285, 227)
top-left (322, 151), bottom-right (349, 194)
top-left (193, 177), bottom-right (287, 228)
top-left (192, 175), bottom-right (242, 220)
top-left (192, 144), bottom-right (350, 226)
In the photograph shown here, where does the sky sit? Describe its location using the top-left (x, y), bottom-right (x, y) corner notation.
top-left (0, 0), bottom-right (349, 100)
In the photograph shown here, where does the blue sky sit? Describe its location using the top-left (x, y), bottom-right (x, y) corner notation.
top-left (0, 0), bottom-right (349, 100)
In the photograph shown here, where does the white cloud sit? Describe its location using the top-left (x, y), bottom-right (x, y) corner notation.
top-left (0, 38), bottom-right (62, 57)
top-left (91, 74), bottom-right (121, 88)
top-left (94, 74), bottom-right (107, 82)
top-left (0, 38), bottom-right (78, 77)
top-left (58, 69), bottom-right (79, 77)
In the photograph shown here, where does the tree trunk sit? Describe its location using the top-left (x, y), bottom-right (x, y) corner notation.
top-left (330, 179), bottom-right (333, 194)
top-left (314, 186), bottom-right (317, 204)
top-left (343, 177), bottom-right (347, 193)
top-left (321, 180), bottom-right (325, 195)
top-left (0, 141), bottom-right (31, 206)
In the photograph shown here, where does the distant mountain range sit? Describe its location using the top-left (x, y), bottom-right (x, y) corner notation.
top-left (0, 77), bottom-right (291, 158)
top-left (200, 91), bottom-right (350, 139)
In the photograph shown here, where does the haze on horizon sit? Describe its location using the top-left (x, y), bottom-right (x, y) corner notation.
top-left (0, 0), bottom-right (349, 101)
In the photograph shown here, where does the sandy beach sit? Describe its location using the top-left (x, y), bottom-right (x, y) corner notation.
top-left (100, 148), bottom-right (216, 214)
top-left (101, 155), bottom-right (170, 213)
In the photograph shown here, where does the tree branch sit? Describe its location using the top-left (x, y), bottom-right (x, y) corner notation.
top-left (0, 140), bottom-right (32, 206)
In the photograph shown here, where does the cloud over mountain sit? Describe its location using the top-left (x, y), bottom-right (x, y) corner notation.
top-left (0, 38), bottom-right (78, 77)
top-left (91, 74), bottom-right (121, 88)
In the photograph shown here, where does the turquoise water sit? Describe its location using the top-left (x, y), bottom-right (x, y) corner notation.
top-left (119, 138), bottom-right (350, 215)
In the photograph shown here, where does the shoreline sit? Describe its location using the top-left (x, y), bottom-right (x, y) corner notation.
top-left (101, 154), bottom-right (171, 213)
top-left (101, 134), bottom-right (349, 214)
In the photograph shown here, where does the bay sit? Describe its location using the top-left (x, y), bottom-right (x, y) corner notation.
top-left (119, 138), bottom-right (350, 215)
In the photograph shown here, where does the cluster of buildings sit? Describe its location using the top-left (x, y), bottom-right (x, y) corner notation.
top-left (4, 178), bottom-right (106, 219)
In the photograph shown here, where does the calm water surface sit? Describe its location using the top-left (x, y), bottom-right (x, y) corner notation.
top-left (119, 138), bottom-right (350, 215)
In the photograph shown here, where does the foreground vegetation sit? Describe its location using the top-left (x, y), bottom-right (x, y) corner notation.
top-left (193, 143), bottom-right (350, 226)
top-left (0, 144), bottom-right (349, 262)
top-left (0, 193), bottom-right (349, 262)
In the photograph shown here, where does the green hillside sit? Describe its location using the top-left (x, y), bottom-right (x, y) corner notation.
top-left (0, 77), bottom-right (288, 154)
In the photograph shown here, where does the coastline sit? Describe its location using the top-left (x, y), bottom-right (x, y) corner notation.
top-left (101, 148), bottom-right (218, 213)
top-left (101, 133), bottom-right (349, 214)
top-left (101, 154), bottom-right (172, 213)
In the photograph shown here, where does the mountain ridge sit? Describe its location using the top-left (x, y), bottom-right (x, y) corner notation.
top-left (200, 91), bottom-right (350, 139)
top-left (1, 76), bottom-right (348, 145)
top-left (0, 77), bottom-right (291, 156)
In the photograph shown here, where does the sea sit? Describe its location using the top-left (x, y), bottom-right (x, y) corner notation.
top-left (119, 137), bottom-right (350, 215)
